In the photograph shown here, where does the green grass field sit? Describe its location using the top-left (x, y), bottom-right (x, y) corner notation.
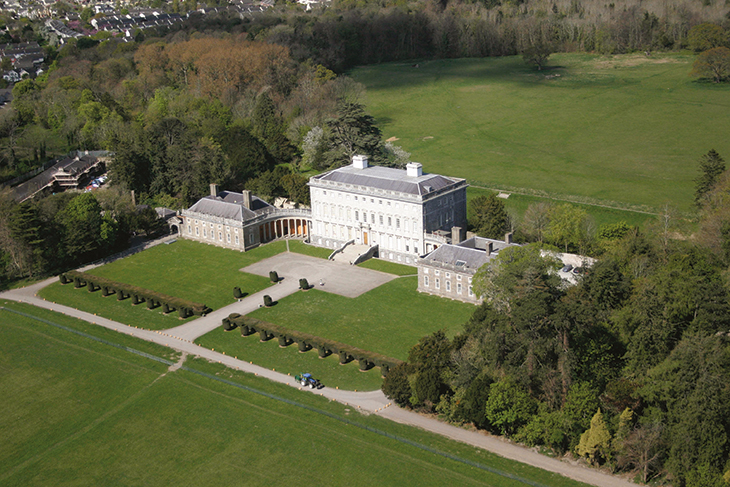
top-left (196, 276), bottom-right (473, 390)
top-left (356, 258), bottom-right (418, 275)
top-left (352, 53), bottom-right (730, 213)
top-left (0, 302), bottom-right (589, 487)
top-left (36, 240), bottom-right (330, 330)
top-left (195, 327), bottom-right (385, 390)
top-left (38, 280), bottom-right (199, 330)
top-left (244, 277), bottom-right (474, 361)
top-left (466, 187), bottom-right (654, 231)
top-left (85, 239), bottom-right (278, 310)
top-left (287, 239), bottom-right (333, 259)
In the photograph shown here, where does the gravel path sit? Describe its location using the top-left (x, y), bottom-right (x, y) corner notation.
top-left (0, 275), bottom-right (635, 487)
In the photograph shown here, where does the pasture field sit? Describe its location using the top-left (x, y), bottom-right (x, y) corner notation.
top-left (352, 53), bottom-right (730, 213)
top-left (242, 277), bottom-right (474, 360)
top-left (466, 187), bottom-right (655, 231)
top-left (0, 302), bottom-right (589, 487)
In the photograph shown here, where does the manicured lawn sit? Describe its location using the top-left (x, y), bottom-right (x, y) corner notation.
top-left (84, 239), bottom-right (278, 311)
top-left (357, 259), bottom-right (418, 276)
top-left (0, 303), bottom-right (590, 487)
top-left (288, 239), bottom-right (332, 259)
top-left (246, 277), bottom-right (474, 361)
top-left (38, 281), bottom-right (198, 330)
top-left (352, 53), bottom-right (730, 213)
top-left (196, 327), bottom-right (385, 390)
top-left (35, 240), bottom-right (331, 331)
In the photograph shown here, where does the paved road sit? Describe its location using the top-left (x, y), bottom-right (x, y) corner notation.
top-left (0, 273), bottom-right (635, 487)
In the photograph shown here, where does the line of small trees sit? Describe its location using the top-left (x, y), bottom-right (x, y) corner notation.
top-left (224, 314), bottom-right (402, 376)
top-left (60, 269), bottom-right (209, 318)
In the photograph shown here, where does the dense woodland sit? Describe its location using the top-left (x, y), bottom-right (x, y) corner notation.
top-left (384, 156), bottom-right (730, 486)
top-left (0, 1), bottom-right (729, 484)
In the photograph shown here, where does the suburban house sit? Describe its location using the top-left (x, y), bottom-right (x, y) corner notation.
top-left (308, 155), bottom-right (468, 265)
top-left (417, 234), bottom-right (518, 304)
top-left (178, 185), bottom-right (312, 251)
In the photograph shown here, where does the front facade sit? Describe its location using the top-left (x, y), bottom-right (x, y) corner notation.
top-left (308, 155), bottom-right (468, 265)
top-left (179, 185), bottom-right (312, 251)
top-left (417, 235), bottom-right (518, 304)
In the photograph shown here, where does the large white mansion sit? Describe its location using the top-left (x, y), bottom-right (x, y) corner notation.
top-left (177, 155), bottom-right (468, 265)
top-left (308, 155), bottom-right (468, 264)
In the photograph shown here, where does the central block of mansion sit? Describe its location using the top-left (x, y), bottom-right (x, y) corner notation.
top-left (308, 155), bottom-right (468, 264)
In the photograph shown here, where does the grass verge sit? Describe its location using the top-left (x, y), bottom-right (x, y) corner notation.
top-left (357, 259), bottom-right (418, 276)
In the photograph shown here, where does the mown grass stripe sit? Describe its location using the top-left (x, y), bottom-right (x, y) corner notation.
top-left (2, 306), bottom-right (551, 487)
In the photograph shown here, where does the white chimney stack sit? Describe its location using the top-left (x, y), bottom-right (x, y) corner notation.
top-left (353, 154), bottom-right (368, 169)
top-left (406, 162), bottom-right (423, 177)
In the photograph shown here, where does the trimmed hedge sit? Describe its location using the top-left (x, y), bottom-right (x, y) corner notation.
top-left (222, 318), bottom-right (237, 332)
top-left (299, 278), bottom-right (310, 290)
top-left (59, 270), bottom-right (209, 317)
top-left (233, 286), bottom-right (243, 299)
top-left (263, 295), bottom-right (273, 307)
top-left (269, 271), bottom-right (279, 283)
top-left (227, 315), bottom-right (403, 376)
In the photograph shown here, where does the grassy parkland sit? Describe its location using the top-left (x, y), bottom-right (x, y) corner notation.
top-left (0, 302), bottom-right (590, 487)
top-left (466, 186), bottom-right (655, 230)
top-left (353, 53), bottom-right (730, 214)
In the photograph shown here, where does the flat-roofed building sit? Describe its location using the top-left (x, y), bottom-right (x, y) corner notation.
top-left (308, 155), bottom-right (468, 264)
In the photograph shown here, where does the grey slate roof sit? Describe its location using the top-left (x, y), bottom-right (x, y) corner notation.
top-left (311, 165), bottom-right (461, 196)
top-left (420, 244), bottom-right (493, 271)
top-left (186, 192), bottom-right (272, 221)
top-left (219, 191), bottom-right (269, 211)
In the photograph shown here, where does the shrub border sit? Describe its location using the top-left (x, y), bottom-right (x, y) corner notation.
top-left (59, 270), bottom-right (210, 317)
top-left (227, 314), bottom-right (403, 376)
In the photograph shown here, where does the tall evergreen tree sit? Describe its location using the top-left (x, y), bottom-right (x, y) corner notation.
top-left (324, 101), bottom-right (383, 167)
top-left (695, 149), bottom-right (726, 207)
top-left (469, 193), bottom-right (509, 239)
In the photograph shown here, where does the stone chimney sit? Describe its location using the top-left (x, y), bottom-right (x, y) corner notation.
top-left (210, 183), bottom-right (219, 197)
top-left (505, 232), bottom-right (513, 244)
top-left (241, 190), bottom-right (252, 209)
top-left (353, 154), bottom-right (368, 169)
top-left (451, 226), bottom-right (464, 244)
top-left (406, 162), bottom-right (423, 177)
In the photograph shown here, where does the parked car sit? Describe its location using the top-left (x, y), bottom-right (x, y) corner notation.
top-left (560, 264), bottom-right (573, 273)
